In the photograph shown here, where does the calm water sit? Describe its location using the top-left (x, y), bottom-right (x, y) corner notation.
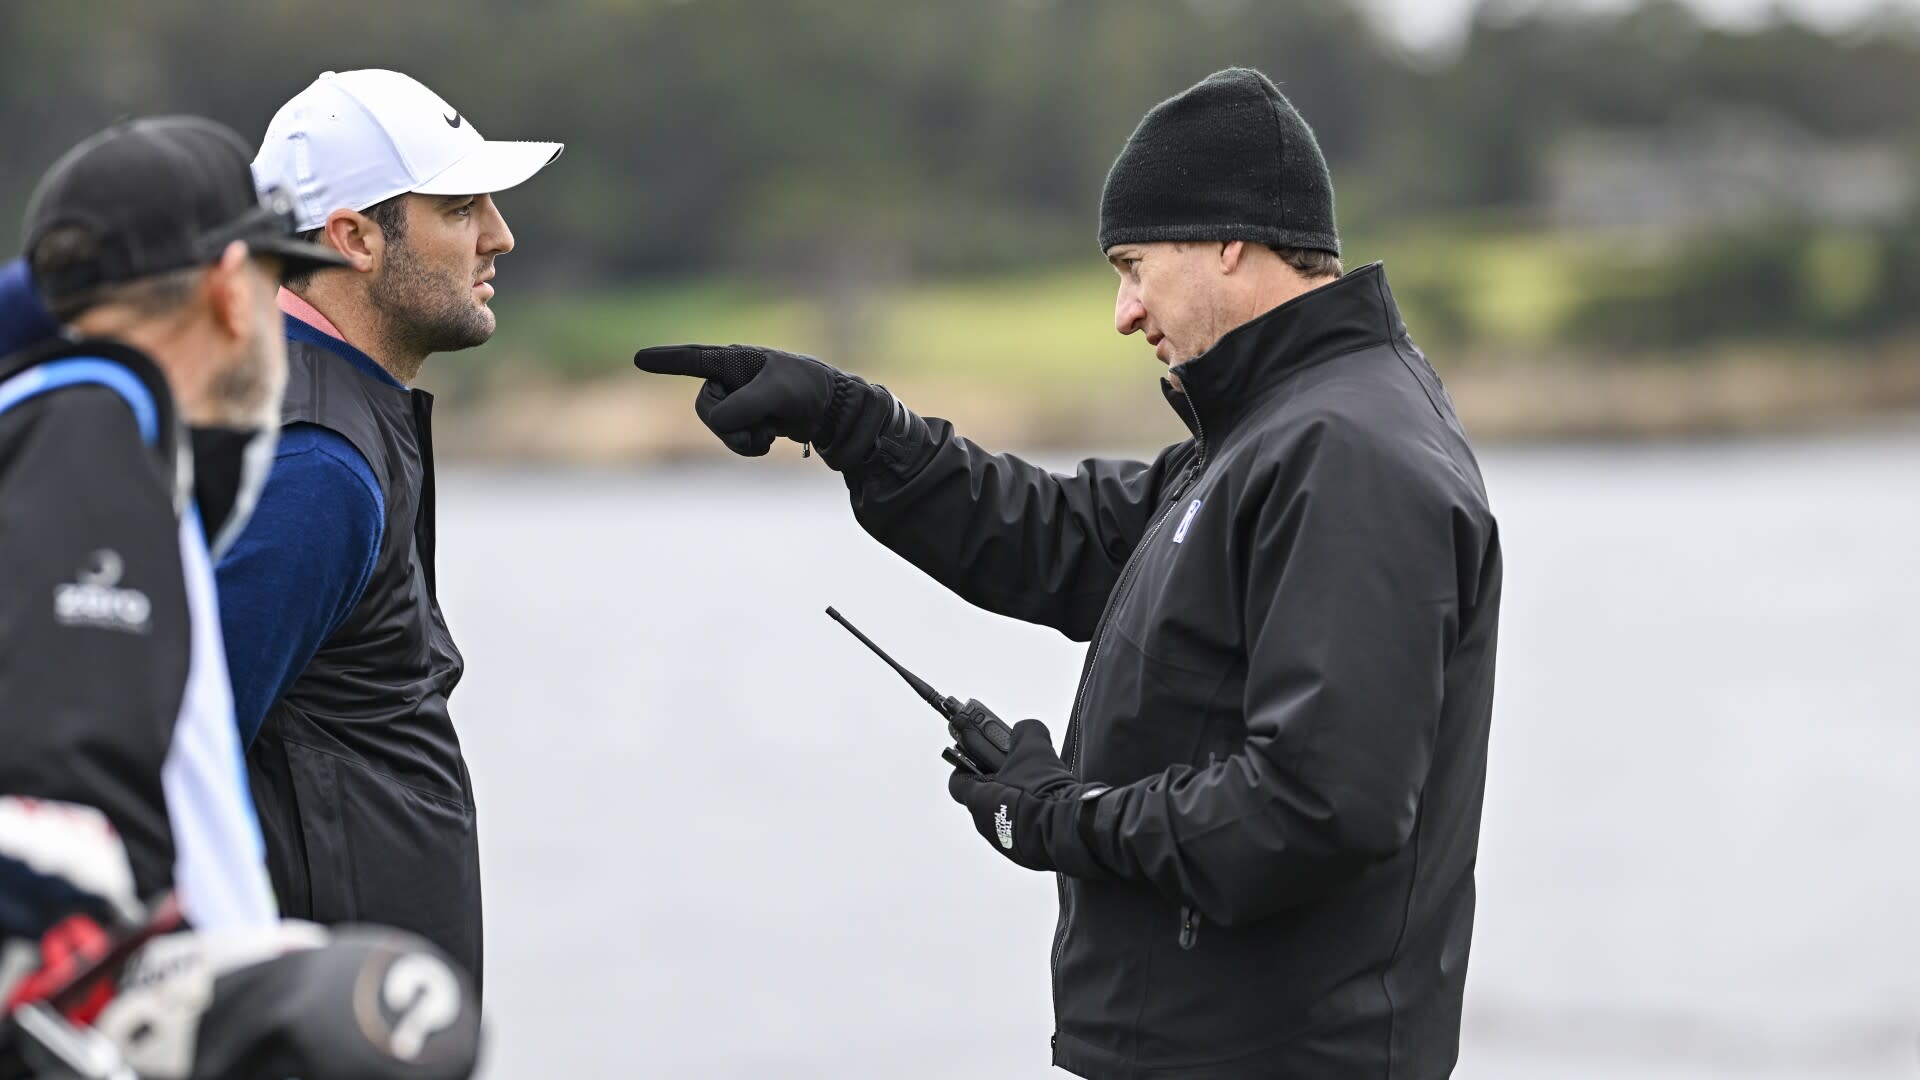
top-left (435, 430), bottom-right (1920, 1079)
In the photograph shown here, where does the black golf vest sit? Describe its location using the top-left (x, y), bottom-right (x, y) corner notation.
top-left (246, 336), bottom-right (480, 984)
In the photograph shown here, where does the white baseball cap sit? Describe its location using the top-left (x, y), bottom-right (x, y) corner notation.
top-left (254, 69), bottom-right (563, 232)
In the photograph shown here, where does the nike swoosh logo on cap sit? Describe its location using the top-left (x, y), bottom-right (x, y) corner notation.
top-left (444, 111), bottom-right (462, 128)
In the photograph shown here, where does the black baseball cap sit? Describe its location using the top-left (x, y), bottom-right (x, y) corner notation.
top-left (24, 115), bottom-right (350, 318)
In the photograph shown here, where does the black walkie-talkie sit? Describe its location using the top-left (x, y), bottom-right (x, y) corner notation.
top-left (825, 607), bottom-right (1014, 775)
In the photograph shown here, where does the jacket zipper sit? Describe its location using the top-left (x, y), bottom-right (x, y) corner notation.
top-left (1176, 753), bottom-right (1216, 951)
top-left (1178, 905), bottom-right (1201, 950)
top-left (412, 390), bottom-right (439, 598)
top-left (1051, 400), bottom-right (1209, 1029)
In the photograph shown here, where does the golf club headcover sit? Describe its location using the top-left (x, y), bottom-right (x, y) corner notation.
top-left (94, 922), bottom-right (481, 1080)
top-left (0, 798), bottom-right (141, 946)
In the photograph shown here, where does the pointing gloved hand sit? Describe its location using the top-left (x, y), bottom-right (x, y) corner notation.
top-left (632, 343), bottom-right (894, 468)
top-left (948, 719), bottom-right (1114, 877)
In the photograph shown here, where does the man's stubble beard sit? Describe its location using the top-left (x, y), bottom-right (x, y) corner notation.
top-left (207, 310), bottom-right (287, 429)
top-left (370, 238), bottom-right (495, 364)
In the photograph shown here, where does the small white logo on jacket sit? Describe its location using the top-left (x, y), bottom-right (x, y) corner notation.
top-left (994, 804), bottom-right (1014, 849)
top-left (54, 549), bottom-right (151, 633)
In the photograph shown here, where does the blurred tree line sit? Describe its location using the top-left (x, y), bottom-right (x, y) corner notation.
top-left (2, 0), bottom-right (1918, 350)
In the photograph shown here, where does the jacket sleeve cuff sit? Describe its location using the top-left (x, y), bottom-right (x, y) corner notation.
top-left (821, 380), bottom-right (937, 477)
top-left (816, 375), bottom-right (896, 472)
top-left (1046, 787), bottom-right (1122, 881)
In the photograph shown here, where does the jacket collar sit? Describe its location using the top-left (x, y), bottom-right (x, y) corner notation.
top-left (1162, 261), bottom-right (1406, 441)
top-left (2, 335), bottom-right (189, 512)
top-left (285, 313), bottom-right (407, 391)
top-left (0, 336), bottom-right (179, 432)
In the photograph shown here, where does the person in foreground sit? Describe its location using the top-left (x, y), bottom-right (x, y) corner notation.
top-left (636, 68), bottom-right (1503, 1078)
top-left (0, 117), bottom-right (480, 1079)
top-left (220, 69), bottom-right (562, 989)
top-left (1, 115), bottom-right (321, 942)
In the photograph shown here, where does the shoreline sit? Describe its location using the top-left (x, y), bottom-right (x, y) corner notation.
top-left (428, 348), bottom-right (1920, 463)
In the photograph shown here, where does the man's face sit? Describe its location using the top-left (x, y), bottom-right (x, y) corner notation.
top-left (1108, 241), bottom-right (1243, 383)
top-left (370, 192), bottom-right (515, 356)
top-left (209, 256), bottom-right (290, 429)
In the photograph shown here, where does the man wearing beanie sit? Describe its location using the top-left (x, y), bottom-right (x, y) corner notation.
top-left (637, 67), bottom-right (1501, 1078)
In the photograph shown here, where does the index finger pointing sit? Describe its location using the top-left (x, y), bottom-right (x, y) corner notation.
top-left (632, 344), bottom-right (766, 392)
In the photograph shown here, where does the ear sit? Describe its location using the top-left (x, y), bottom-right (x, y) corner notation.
top-left (206, 240), bottom-right (256, 341)
top-left (1218, 240), bottom-right (1247, 274)
top-left (320, 208), bottom-right (385, 273)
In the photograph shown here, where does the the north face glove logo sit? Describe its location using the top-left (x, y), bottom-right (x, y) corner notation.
top-left (994, 804), bottom-right (1013, 849)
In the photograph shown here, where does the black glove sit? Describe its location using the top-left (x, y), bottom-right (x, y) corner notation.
top-left (947, 719), bottom-right (1113, 877)
top-left (632, 343), bottom-right (892, 468)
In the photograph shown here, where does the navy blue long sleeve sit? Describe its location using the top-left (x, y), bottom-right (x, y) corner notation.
top-left (215, 423), bottom-right (383, 745)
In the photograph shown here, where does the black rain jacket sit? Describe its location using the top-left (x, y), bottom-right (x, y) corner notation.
top-left (841, 264), bottom-right (1502, 1078)
top-left (0, 342), bottom-right (188, 899)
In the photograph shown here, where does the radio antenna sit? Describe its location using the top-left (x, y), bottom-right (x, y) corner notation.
top-left (825, 607), bottom-right (953, 717)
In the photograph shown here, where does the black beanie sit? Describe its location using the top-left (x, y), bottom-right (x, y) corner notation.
top-left (1098, 67), bottom-right (1338, 256)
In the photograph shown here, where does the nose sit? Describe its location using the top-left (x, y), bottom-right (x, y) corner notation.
top-left (1114, 280), bottom-right (1145, 336)
top-left (477, 194), bottom-right (515, 257)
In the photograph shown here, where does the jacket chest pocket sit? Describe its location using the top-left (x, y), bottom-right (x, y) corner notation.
top-left (1083, 547), bottom-right (1244, 781)
top-left (1109, 503), bottom-right (1241, 674)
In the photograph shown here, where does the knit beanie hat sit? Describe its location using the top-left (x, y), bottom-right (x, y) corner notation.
top-left (1098, 67), bottom-right (1338, 256)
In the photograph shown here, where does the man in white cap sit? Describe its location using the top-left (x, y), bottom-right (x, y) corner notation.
top-left (217, 70), bottom-right (561, 989)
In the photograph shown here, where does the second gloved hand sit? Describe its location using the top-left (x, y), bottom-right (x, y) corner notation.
top-left (632, 343), bottom-right (891, 466)
top-left (948, 719), bottom-right (1113, 877)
